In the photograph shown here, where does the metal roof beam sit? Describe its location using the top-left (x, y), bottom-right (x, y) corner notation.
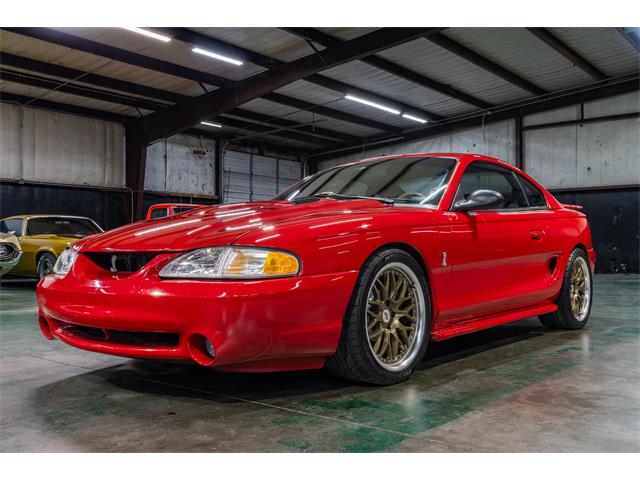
top-left (1, 69), bottom-right (334, 149)
top-left (527, 28), bottom-right (606, 80)
top-left (263, 92), bottom-right (403, 133)
top-left (309, 74), bottom-right (639, 164)
top-left (0, 52), bottom-right (187, 103)
top-left (427, 32), bottom-right (547, 95)
top-left (1, 27), bottom-right (232, 87)
top-left (158, 28), bottom-right (440, 123)
top-left (0, 91), bottom-right (129, 122)
top-left (229, 108), bottom-right (362, 143)
top-left (281, 27), bottom-right (492, 110)
top-left (1, 52), bottom-right (359, 143)
top-left (4, 28), bottom-right (401, 134)
top-left (0, 68), bottom-right (167, 111)
top-left (128, 28), bottom-right (434, 145)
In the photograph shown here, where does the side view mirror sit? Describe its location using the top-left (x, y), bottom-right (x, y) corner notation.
top-left (454, 189), bottom-right (504, 212)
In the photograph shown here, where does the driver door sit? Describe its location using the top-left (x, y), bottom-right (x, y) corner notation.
top-left (444, 162), bottom-right (552, 322)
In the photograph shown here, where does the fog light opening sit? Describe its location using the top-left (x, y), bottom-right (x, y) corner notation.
top-left (39, 315), bottom-right (53, 340)
top-left (187, 334), bottom-right (216, 367)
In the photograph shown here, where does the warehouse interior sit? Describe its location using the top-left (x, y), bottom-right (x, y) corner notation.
top-left (1, 26), bottom-right (639, 453)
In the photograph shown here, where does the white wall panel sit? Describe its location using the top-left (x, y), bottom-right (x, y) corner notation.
top-left (144, 134), bottom-right (216, 196)
top-left (524, 126), bottom-right (578, 189)
top-left (0, 103), bottom-right (125, 187)
top-left (524, 118), bottom-right (640, 189)
top-left (318, 119), bottom-right (516, 170)
top-left (576, 118), bottom-right (640, 187)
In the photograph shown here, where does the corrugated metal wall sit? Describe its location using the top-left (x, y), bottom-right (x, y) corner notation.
top-left (145, 134), bottom-right (216, 196)
top-left (524, 91), bottom-right (640, 189)
top-left (318, 119), bottom-right (516, 170)
top-left (0, 103), bottom-right (125, 188)
top-left (223, 149), bottom-right (301, 203)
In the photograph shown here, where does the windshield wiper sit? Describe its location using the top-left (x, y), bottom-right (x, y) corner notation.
top-left (312, 192), bottom-right (394, 205)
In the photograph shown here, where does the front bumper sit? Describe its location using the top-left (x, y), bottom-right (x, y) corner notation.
top-left (37, 253), bottom-right (358, 372)
top-left (0, 252), bottom-right (22, 277)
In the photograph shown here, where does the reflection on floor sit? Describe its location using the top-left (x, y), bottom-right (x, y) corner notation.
top-left (1, 275), bottom-right (638, 452)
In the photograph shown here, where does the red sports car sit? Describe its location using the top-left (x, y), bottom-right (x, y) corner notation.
top-left (37, 153), bottom-right (595, 385)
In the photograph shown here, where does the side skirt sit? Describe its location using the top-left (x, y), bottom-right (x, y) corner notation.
top-left (431, 303), bottom-right (557, 341)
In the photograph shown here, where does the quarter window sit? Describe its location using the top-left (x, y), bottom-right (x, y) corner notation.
top-left (454, 162), bottom-right (527, 209)
top-left (517, 175), bottom-right (547, 207)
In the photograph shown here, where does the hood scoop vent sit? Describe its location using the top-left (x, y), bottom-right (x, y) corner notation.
top-left (84, 252), bottom-right (159, 273)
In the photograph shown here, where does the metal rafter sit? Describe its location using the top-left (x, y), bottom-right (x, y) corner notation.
top-left (427, 32), bottom-right (547, 96)
top-left (262, 92), bottom-right (403, 133)
top-left (3, 27), bottom-right (398, 134)
top-left (228, 108), bottom-right (361, 143)
top-left (0, 69), bottom-right (338, 148)
top-left (281, 27), bottom-right (492, 110)
top-left (1, 27), bottom-right (232, 87)
top-left (0, 91), bottom-right (129, 123)
top-left (0, 68), bottom-right (168, 111)
top-left (309, 74), bottom-right (640, 166)
top-left (526, 28), bottom-right (606, 80)
top-left (128, 28), bottom-right (436, 145)
top-left (154, 27), bottom-right (441, 122)
top-left (0, 52), bottom-right (359, 144)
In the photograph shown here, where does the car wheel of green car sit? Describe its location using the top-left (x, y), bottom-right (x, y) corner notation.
top-left (36, 253), bottom-right (57, 280)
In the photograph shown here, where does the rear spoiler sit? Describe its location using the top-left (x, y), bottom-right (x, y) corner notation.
top-left (561, 203), bottom-right (584, 211)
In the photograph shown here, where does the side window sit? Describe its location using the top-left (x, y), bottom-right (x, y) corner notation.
top-left (454, 163), bottom-right (527, 209)
top-left (517, 175), bottom-right (547, 207)
top-left (149, 208), bottom-right (169, 219)
top-left (0, 219), bottom-right (23, 236)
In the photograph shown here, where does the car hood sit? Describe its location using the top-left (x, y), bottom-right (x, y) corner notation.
top-left (76, 199), bottom-right (395, 252)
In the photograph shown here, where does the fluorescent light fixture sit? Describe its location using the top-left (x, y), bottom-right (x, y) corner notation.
top-left (192, 47), bottom-right (243, 66)
top-left (402, 113), bottom-right (428, 124)
top-left (344, 95), bottom-right (400, 115)
top-left (121, 27), bottom-right (171, 43)
top-left (201, 121), bottom-right (222, 128)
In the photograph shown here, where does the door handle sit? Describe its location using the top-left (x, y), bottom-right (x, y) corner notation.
top-left (530, 229), bottom-right (545, 240)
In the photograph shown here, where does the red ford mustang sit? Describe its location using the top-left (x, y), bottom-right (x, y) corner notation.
top-left (37, 153), bottom-right (595, 385)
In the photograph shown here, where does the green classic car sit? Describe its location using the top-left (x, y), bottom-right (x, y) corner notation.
top-left (0, 215), bottom-right (103, 279)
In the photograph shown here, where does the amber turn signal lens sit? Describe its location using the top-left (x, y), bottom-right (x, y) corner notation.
top-left (263, 251), bottom-right (299, 275)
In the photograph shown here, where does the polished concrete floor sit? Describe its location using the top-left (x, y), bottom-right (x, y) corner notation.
top-left (1, 275), bottom-right (638, 452)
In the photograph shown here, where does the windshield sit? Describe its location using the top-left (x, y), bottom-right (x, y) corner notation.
top-left (275, 156), bottom-right (457, 207)
top-left (26, 217), bottom-right (102, 237)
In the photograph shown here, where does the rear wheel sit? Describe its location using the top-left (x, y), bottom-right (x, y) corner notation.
top-left (36, 253), bottom-right (56, 280)
top-left (327, 249), bottom-right (430, 385)
top-left (539, 248), bottom-right (593, 329)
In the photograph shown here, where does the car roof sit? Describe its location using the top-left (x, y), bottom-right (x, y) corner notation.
top-left (0, 214), bottom-right (96, 221)
top-left (329, 153), bottom-right (514, 170)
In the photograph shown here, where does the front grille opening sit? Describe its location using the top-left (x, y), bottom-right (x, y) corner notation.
top-left (84, 252), bottom-right (159, 272)
top-left (61, 322), bottom-right (179, 347)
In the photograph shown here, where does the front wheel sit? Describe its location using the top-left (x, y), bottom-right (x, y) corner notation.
top-left (36, 253), bottom-right (57, 280)
top-left (326, 249), bottom-right (430, 385)
top-left (539, 248), bottom-right (593, 330)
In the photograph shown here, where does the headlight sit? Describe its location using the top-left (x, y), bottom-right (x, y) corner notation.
top-left (159, 247), bottom-right (300, 279)
top-left (0, 244), bottom-right (14, 260)
top-left (53, 248), bottom-right (78, 275)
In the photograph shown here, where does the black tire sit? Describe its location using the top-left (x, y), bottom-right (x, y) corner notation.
top-left (326, 249), bottom-right (431, 385)
top-left (539, 248), bottom-right (593, 330)
top-left (36, 252), bottom-right (57, 280)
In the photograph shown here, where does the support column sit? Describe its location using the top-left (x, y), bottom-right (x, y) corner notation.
top-left (214, 138), bottom-right (225, 204)
top-left (125, 136), bottom-right (147, 222)
top-left (515, 114), bottom-right (524, 170)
